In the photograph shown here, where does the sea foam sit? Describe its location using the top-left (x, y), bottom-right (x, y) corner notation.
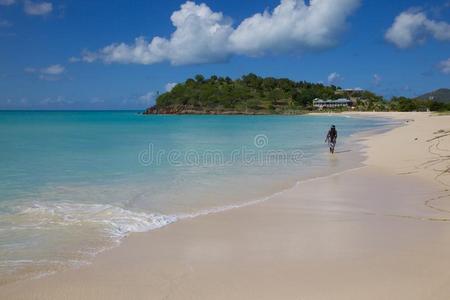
top-left (15, 202), bottom-right (178, 237)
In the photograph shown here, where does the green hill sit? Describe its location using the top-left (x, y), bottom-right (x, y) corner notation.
top-left (143, 74), bottom-right (449, 114)
top-left (143, 74), bottom-right (384, 114)
top-left (416, 88), bottom-right (450, 103)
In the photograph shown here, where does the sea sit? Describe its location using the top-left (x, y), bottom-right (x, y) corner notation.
top-left (0, 111), bottom-right (393, 284)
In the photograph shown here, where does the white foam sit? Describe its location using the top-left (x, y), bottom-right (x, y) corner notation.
top-left (0, 202), bottom-right (179, 281)
top-left (0, 165), bottom-right (369, 284)
top-left (15, 202), bottom-right (178, 238)
top-left (18, 166), bottom-right (366, 234)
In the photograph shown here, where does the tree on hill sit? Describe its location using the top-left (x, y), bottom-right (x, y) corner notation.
top-left (153, 74), bottom-right (346, 112)
top-left (146, 74), bottom-right (448, 114)
top-left (387, 96), bottom-right (450, 112)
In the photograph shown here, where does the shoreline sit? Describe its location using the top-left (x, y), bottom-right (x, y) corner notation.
top-left (1, 112), bottom-right (450, 299)
top-left (0, 113), bottom-right (383, 286)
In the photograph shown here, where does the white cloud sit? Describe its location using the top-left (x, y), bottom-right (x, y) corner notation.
top-left (82, 0), bottom-right (361, 66)
top-left (40, 64), bottom-right (64, 75)
top-left (138, 92), bottom-right (156, 105)
top-left (328, 72), bottom-right (343, 84)
top-left (439, 58), bottom-right (450, 74)
top-left (373, 74), bottom-right (382, 86)
top-left (68, 51), bottom-right (98, 63)
top-left (25, 64), bottom-right (65, 80)
top-left (24, 1), bottom-right (53, 16)
top-left (0, 98), bottom-right (31, 107)
top-left (0, 0), bottom-right (15, 6)
top-left (80, 50), bottom-right (97, 63)
top-left (85, 2), bottom-right (233, 65)
top-left (40, 96), bottom-right (74, 106)
top-left (385, 9), bottom-right (450, 48)
top-left (165, 82), bottom-right (177, 92)
top-left (68, 57), bottom-right (80, 63)
top-left (229, 0), bottom-right (360, 56)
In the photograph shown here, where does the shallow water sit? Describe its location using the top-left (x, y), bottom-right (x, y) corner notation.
top-left (0, 111), bottom-right (391, 283)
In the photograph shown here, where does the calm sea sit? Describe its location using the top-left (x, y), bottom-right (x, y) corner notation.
top-left (0, 111), bottom-right (390, 283)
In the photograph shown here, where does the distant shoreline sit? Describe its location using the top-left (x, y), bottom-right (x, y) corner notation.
top-left (142, 107), bottom-right (311, 115)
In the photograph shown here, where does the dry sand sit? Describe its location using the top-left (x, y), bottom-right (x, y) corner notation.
top-left (1, 112), bottom-right (450, 300)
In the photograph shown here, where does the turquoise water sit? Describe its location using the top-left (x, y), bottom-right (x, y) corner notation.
top-left (0, 111), bottom-right (389, 283)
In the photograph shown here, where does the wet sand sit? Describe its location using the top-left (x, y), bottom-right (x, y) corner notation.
top-left (1, 112), bottom-right (450, 300)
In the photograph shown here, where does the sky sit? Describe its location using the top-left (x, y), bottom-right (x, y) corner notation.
top-left (0, 0), bottom-right (449, 110)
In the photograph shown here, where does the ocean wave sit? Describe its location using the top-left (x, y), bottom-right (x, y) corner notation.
top-left (3, 202), bottom-right (178, 238)
top-left (0, 165), bottom-right (369, 284)
top-left (0, 202), bottom-right (180, 283)
top-left (3, 165), bottom-right (368, 240)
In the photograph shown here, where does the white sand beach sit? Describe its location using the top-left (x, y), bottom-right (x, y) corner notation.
top-left (1, 112), bottom-right (450, 300)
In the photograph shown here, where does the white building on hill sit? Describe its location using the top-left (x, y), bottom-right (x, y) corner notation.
top-left (313, 98), bottom-right (353, 109)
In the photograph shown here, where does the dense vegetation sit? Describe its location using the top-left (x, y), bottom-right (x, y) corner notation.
top-left (389, 96), bottom-right (450, 112)
top-left (154, 74), bottom-right (339, 114)
top-left (144, 74), bottom-right (450, 114)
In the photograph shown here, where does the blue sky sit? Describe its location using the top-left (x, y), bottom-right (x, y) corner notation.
top-left (0, 0), bottom-right (449, 109)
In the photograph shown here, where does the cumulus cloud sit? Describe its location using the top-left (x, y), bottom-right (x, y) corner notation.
top-left (439, 58), bottom-right (450, 74)
top-left (165, 82), bottom-right (177, 92)
top-left (80, 0), bottom-right (360, 66)
top-left (83, 2), bottom-right (233, 65)
top-left (24, 1), bottom-right (53, 16)
top-left (0, 0), bottom-right (15, 6)
top-left (229, 0), bottom-right (360, 56)
top-left (328, 72), bottom-right (343, 84)
top-left (385, 9), bottom-right (450, 48)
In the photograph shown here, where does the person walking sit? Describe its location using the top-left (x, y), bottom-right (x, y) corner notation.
top-left (325, 125), bottom-right (338, 154)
